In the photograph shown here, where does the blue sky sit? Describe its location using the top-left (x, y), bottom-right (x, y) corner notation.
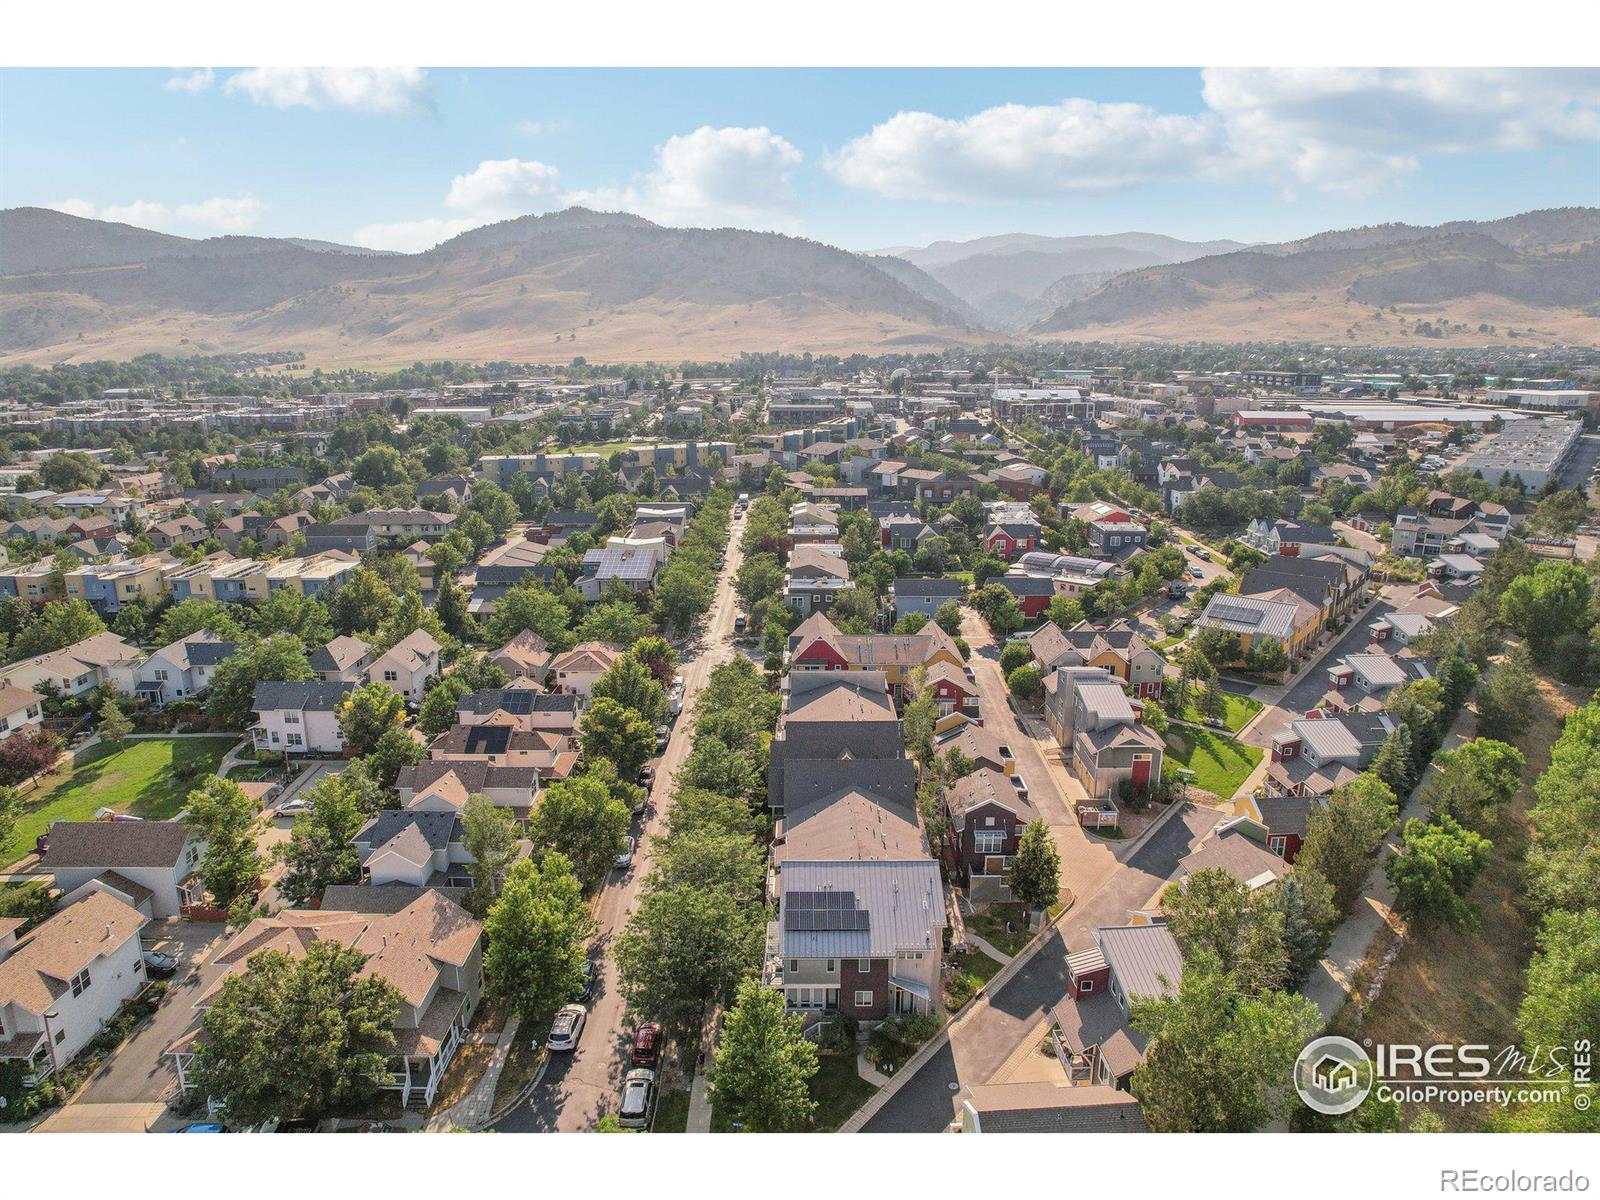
top-left (2, 67), bottom-right (1596, 252)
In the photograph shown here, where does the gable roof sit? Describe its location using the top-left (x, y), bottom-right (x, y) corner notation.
top-left (43, 820), bottom-right (189, 869)
top-left (308, 635), bottom-right (373, 674)
top-left (251, 680), bottom-right (352, 713)
top-left (0, 890), bottom-right (148, 1013)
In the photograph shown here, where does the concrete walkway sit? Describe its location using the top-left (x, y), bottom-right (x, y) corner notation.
top-left (685, 1019), bottom-right (718, 1133)
top-left (215, 739), bottom-right (253, 778)
top-left (962, 931), bottom-right (1014, 966)
top-left (426, 1013), bottom-right (521, 1131)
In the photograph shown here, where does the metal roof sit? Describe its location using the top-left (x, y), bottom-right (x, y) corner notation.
top-left (778, 860), bottom-right (943, 958)
top-left (1096, 924), bottom-right (1183, 1002)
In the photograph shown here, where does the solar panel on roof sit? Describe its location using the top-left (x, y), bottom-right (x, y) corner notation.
top-left (1212, 602), bottom-right (1265, 627)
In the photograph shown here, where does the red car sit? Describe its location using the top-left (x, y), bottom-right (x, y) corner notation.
top-left (630, 1022), bottom-right (660, 1067)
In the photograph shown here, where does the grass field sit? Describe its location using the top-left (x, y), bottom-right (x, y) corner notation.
top-left (1181, 691), bottom-right (1263, 733)
top-left (710, 1051), bottom-right (877, 1132)
top-left (0, 736), bottom-right (235, 867)
top-left (561, 441), bottom-right (645, 457)
top-left (967, 904), bottom-right (1036, 957)
top-left (1347, 676), bottom-right (1577, 1131)
top-left (1163, 728), bottom-right (1263, 799)
top-left (652, 1088), bottom-right (690, 1133)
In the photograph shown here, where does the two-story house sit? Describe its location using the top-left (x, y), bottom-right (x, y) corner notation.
top-left (1050, 923), bottom-right (1183, 1090)
top-left (943, 768), bottom-right (1037, 902)
top-left (308, 635), bottom-right (375, 684)
top-left (368, 630), bottom-right (443, 705)
top-left (113, 629), bottom-right (235, 705)
top-left (250, 680), bottom-right (351, 756)
top-left (353, 810), bottom-right (474, 889)
top-left (784, 544), bottom-right (852, 617)
top-left (0, 683), bottom-right (45, 742)
top-left (41, 820), bottom-right (205, 917)
top-left (1042, 667), bottom-right (1164, 805)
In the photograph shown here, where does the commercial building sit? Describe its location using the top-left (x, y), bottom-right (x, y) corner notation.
top-left (1461, 417), bottom-right (1583, 491)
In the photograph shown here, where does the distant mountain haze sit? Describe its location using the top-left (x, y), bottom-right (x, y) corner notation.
top-left (0, 205), bottom-right (1594, 365)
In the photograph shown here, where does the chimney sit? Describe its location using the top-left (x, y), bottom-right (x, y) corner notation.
top-left (104, 924), bottom-right (113, 941)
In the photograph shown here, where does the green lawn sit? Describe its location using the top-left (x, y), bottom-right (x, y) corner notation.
top-left (967, 903), bottom-right (1036, 957)
top-left (1181, 691), bottom-right (1263, 733)
top-left (562, 441), bottom-right (645, 456)
top-left (1163, 729), bottom-right (1263, 799)
top-left (809, 1054), bottom-right (878, 1132)
top-left (652, 1088), bottom-right (690, 1133)
top-left (0, 736), bottom-right (236, 866)
top-left (945, 948), bottom-right (1004, 1012)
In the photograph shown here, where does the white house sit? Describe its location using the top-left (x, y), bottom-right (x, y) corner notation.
top-left (250, 680), bottom-right (351, 756)
top-left (368, 630), bottom-right (443, 705)
top-left (0, 890), bottom-right (150, 1084)
top-left (0, 683), bottom-right (44, 741)
top-left (308, 635), bottom-right (373, 684)
top-left (41, 820), bottom-right (205, 918)
top-left (548, 642), bottom-right (624, 703)
top-left (1, 632), bottom-right (137, 700)
top-left (353, 810), bottom-right (473, 888)
top-left (112, 629), bottom-right (236, 706)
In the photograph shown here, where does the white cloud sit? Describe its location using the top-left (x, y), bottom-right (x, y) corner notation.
top-left (163, 68), bottom-right (215, 94)
top-left (221, 67), bottom-right (431, 115)
top-left (516, 118), bottom-right (566, 136)
top-left (1201, 68), bottom-right (1600, 194)
top-left (444, 158), bottom-right (562, 219)
top-left (826, 100), bottom-right (1223, 202)
top-left (828, 68), bottom-right (1600, 202)
top-left (575, 125), bottom-right (804, 230)
top-left (51, 193), bottom-right (266, 234)
top-left (351, 217), bottom-right (478, 254)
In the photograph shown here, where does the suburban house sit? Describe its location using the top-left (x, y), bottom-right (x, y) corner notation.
top-left (455, 689), bottom-right (579, 736)
top-left (933, 721), bottom-right (1016, 777)
top-left (1173, 815), bottom-right (1289, 890)
top-left (368, 630), bottom-right (443, 705)
top-left (983, 515), bottom-right (1042, 561)
top-left (168, 890), bottom-right (484, 1110)
top-left (1322, 653), bottom-right (1433, 713)
top-left (879, 514), bottom-right (937, 553)
top-left (41, 820), bottom-right (204, 918)
top-left (1085, 518), bottom-right (1148, 563)
top-left (1031, 620), bottom-right (1165, 700)
top-left (0, 683), bottom-right (45, 742)
top-left (548, 642), bottom-right (624, 702)
top-left (766, 670), bottom-right (911, 815)
top-left (308, 635), bottom-right (374, 684)
top-left (1242, 517), bottom-right (1338, 557)
top-left (784, 544), bottom-right (852, 617)
top-left (488, 630), bottom-right (553, 683)
top-left (0, 632), bottom-right (136, 700)
top-left (1260, 711), bottom-right (1397, 822)
top-left (427, 724), bottom-right (578, 781)
top-left (943, 768), bottom-right (1037, 902)
top-left (890, 577), bottom-right (963, 622)
top-left (578, 540), bottom-right (668, 601)
top-left (396, 761), bottom-right (541, 824)
top-left (112, 629), bottom-right (235, 705)
top-left (354, 810), bottom-right (473, 889)
top-left (0, 890), bottom-right (151, 1085)
top-left (250, 680), bottom-right (352, 756)
top-left (1051, 923), bottom-right (1183, 1090)
top-left (786, 611), bottom-right (965, 705)
top-left (1042, 667), bottom-right (1165, 806)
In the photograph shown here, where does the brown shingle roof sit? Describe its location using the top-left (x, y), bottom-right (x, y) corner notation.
top-left (43, 821), bottom-right (189, 870)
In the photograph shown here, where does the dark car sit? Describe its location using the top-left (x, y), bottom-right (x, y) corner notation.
top-left (573, 957), bottom-right (597, 1003)
top-left (631, 1022), bottom-right (661, 1067)
top-left (141, 949), bottom-right (179, 979)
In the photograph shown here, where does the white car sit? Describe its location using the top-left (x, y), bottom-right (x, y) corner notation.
top-left (547, 1005), bottom-right (587, 1052)
top-left (277, 797), bottom-right (312, 816)
top-left (615, 835), bottom-right (636, 870)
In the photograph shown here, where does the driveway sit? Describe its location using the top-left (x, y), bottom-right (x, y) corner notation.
top-left (70, 920), bottom-right (230, 1105)
top-left (495, 509), bottom-right (748, 1133)
top-left (860, 802), bottom-right (1222, 1132)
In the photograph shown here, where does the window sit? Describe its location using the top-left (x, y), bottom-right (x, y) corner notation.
top-left (984, 816), bottom-right (995, 827)
top-left (789, 959), bottom-right (799, 974)
top-left (287, 733), bottom-right (303, 747)
top-left (1268, 836), bottom-right (1287, 856)
top-left (1080, 978), bottom-right (1095, 994)
top-left (854, 990), bottom-right (874, 1008)
top-left (857, 959), bottom-right (871, 973)
top-left (69, 968), bottom-right (92, 997)
top-left (974, 829), bottom-right (1006, 854)
top-left (384, 671), bottom-right (398, 683)
top-left (154, 669), bottom-right (168, 681)
top-left (825, 959), bottom-right (834, 973)
top-left (284, 712), bottom-right (300, 724)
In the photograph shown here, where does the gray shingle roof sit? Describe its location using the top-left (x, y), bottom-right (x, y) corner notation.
top-left (43, 821), bottom-right (189, 869)
top-left (251, 680), bottom-right (352, 713)
top-left (964, 1083), bottom-right (1146, 1133)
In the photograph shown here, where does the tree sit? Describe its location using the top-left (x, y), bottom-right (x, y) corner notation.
top-left (486, 582), bottom-right (574, 650)
top-left (710, 975), bottom-right (819, 1132)
top-left (999, 641), bottom-right (1033, 675)
top-left (580, 697), bottom-right (656, 778)
top-left (274, 772), bottom-right (366, 905)
top-left (40, 451), bottom-right (102, 493)
top-left (1131, 953), bottom-right (1322, 1132)
top-left (1426, 739), bottom-right (1525, 833)
top-left (10, 599), bottom-right (106, 660)
top-left (653, 559), bottom-right (712, 636)
top-left (0, 729), bottom-right (61, 786)
top-left (1009, 819), bottom-right (1060, 912)
top-left (578, 601), bottom-right (652, 647)
top-left (1385, 677), bottom-right (1446, 768)
top-left (96, 697), bottom-right (132, 749)
top-left (591, 655), bottom-right (666, 725)
top-left (417, 675), bottom-right (471, 739)
top-left (629, 635), bottom-right (678, 686)
top-left (650, 826), bottom-right (765, 898)
top-left (374, 591), bottom-right (446, 655)
top-left (614, 884), bottom-right (764, 1047)
top-left (1044, 596), bottom-right (1085, 629)
top-left (461, 794), bottom-right (521, 913)
top-left (1162, 869), bottom-right (1286, 996)
top-left (1386, 815), bottom-right (1492, 927)
top-left (484, 852), bottom-right (594, 1023)
top-left (207, 635), bottom-right (314, 729)
top-left (1516, 907), bottom-right (1600, 1060)
top-left (353, 445), bottom-right (407, 487)
top-left (971, 583), bottom-right (1022, 636)
top-left (0, 785), bottom-right (21, 851)
top-left (1196, 669), bottom-right (1227, 721)
top-left (249, 588), bottom-right (335, 646)
top-left (1295, 774), bottom-right (1397, 913)
top-left (932, 601), bottom-right (963, 637)
top-left (326, 567), bottom-right (396, 638)
top-left (363, 725), bottom-right (426, 790)
top-left (154, 598), bottom-right (244, 646)
top-left (189, 940), bottom-right (401, 1126)
top-left (1370, 726), bottom-right (1416, 796)
top-left (524, 774), bottom-right (629, 891)
top-left (336, 682), bottom-right (407, 758)
top-left (900, 667), bottom-right (937, 765)
top-left (1247, 638), bottom-right (1289, 676)
top-left (1476, 646), bottom-right (1539, 742)
top-left (1500, 560), bottom-right (1592, 658)
top-left (1276, 872), bottom-right (1336, 988)
top-left (433, 574), bottom-right (473, 641)
top-left (183, 776), bottom-right (262, 907)
top-left (1006, 664), bottom-right (1043, 700)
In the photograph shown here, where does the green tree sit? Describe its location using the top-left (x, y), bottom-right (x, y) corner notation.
top-left (1006, 664), bottom-right (1043, 700)
top-left (614, 884), bottom-right (764, 1047)
top-left (710, 975), bottom-right (820, 1132)
top-left (999, 641), bottom-right (1033, 675)
top-left (363, 725), bottom-right (426, 790)
top-left (579, 697), bottom-right (656, 778)
top-left (1162, 868), bottom-right (1286, 996)
top-left (484, 852), bottom-right (594, 1023)
top-left (629, 635), bottom-right (678, 686)
top-left (189, 940), bottom-right (400, 1125)
top-left (183, 776), bottom-right (263, 907)
top-left (11, 599), bottom-right (106, 660)
top-left (932, 601), bottom-right (963, 637)
top-left (1426, 739), bottom-right (1525, 833)
top-left (96, 697), bottom-right (132, 749)
top-left (249, 588), bottom-right (335, 646)
top-left (1370, 726), bottom-right (1416, 796)
top-left (336, 682), bottom-right (408, 758)
top-left (1276, 871), bottom-right (1336, 988)
top-left (971, 583), bottom-right (1022, 636)
top-left (1009, 819), bottom-right (1060, 912)
top-left (154, 598), bottom-right (245, 646)
top-left (416, 675), bottom-right (471, 739)
top-left (1516, 907), bottom-right (1600, 1058)
top-left (1131, 953), bottom-right (1321, 1132)
top-left (1295, 774), bottom-right (1397, 913)
top-left (0, 785), bottom-right (21, 852)
top-left (591, 655), bottom-right (667, 725)
top-left (1500, 560), bottom-right (1592, 658)
top-left (899, 667), bottom-right (937, 765)
top-left (1476, 646), bottom-right (1539, 742)
top-left (461, 794), bottom-right (521, 914)
top-left (1044, 595), bottom-right (1084, 629)
top-left (326, 567), bottom-right (396, 637)
top-left (653, 559), bottom-right (712, 636)
top-left (433, 573), bottom-right (474, 641)
top-left (207, 634), bottom-right (314, 729)
top-left (1386, 815), bottom-right (1492, 927)
top-left (578, 600), bottom-right (652, 647)
top-left (486, 582), bottom-right (574, 650)
top-left (274, 772), bottom-right (366, 906)
top-left (525, 774), bottom-right (629, 891)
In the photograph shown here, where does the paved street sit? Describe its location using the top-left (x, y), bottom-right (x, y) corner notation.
top-left (495, 508), bottom-right (746, 1132)
top-left (859, 802), bottom-right (1221, 1132)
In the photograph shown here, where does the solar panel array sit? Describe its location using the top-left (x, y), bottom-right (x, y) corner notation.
top-left (784, 890), bottom-right (869, 932)
top-left (1210, 601), bottom-right (1265, 627)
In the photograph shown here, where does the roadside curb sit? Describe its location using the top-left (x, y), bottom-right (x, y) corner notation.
top-left (478, 1048), bottom-right (551, 1131)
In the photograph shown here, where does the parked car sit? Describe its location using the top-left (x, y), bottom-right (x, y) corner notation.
top-left (278, 797), bottom-right (312, 816)
top-left (734, 615), bottom-right (747, 634)
top-left (639, 764), bottom-right (655, 786)
top-left (631, 1022), bottom-right (661, 1067)
top-left (617, 1068), bottom-right (658, 1129)
top-left (654, 726), bottom-right (670, 752)
top-left (632, 789), bottom-right (648, 816)
top-left (1192, 547), bottom-right (1211, 561)
top-left (615, 835), bottom-right (636, 870)
top-left (141, 949), bottom-right (179, 979)
top-left (179, 1123), bottom-right (226, 1133)
top-left (1188, 566), bottom-right (1205, 579)
top-left (573, 957), bottom-right (597, 1003)
top-left (548, 1005), bottom-right (587, 1052)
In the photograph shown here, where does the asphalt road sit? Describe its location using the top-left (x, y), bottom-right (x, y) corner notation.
top-left (1555, 432), bottom-right (1600, 497)
top-left (860, 803), bottom-right (1221, 1133)
top-left (495, 509), bottom-right (747, 1132)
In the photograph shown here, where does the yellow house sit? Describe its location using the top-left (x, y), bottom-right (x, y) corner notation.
top-left (786, 610), bottom-right (966, 704)
top-left (1193, 592), bottom-right (1315, 665)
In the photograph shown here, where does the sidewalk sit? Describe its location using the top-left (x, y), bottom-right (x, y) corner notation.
top-left (685, 1018), bottom-right (718, 1133)
top-left (426, 1013), bottom-right (521, 1131)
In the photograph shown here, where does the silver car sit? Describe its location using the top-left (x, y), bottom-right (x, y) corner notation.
top-left (618, 1068), bottom-right (657, 1129)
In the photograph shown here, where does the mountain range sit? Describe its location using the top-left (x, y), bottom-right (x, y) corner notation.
top-left (1, 205), bottom-right (1595, 366)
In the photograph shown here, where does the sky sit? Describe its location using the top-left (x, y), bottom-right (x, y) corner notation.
top-left (2, 67), bottom-right (1597, 254)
